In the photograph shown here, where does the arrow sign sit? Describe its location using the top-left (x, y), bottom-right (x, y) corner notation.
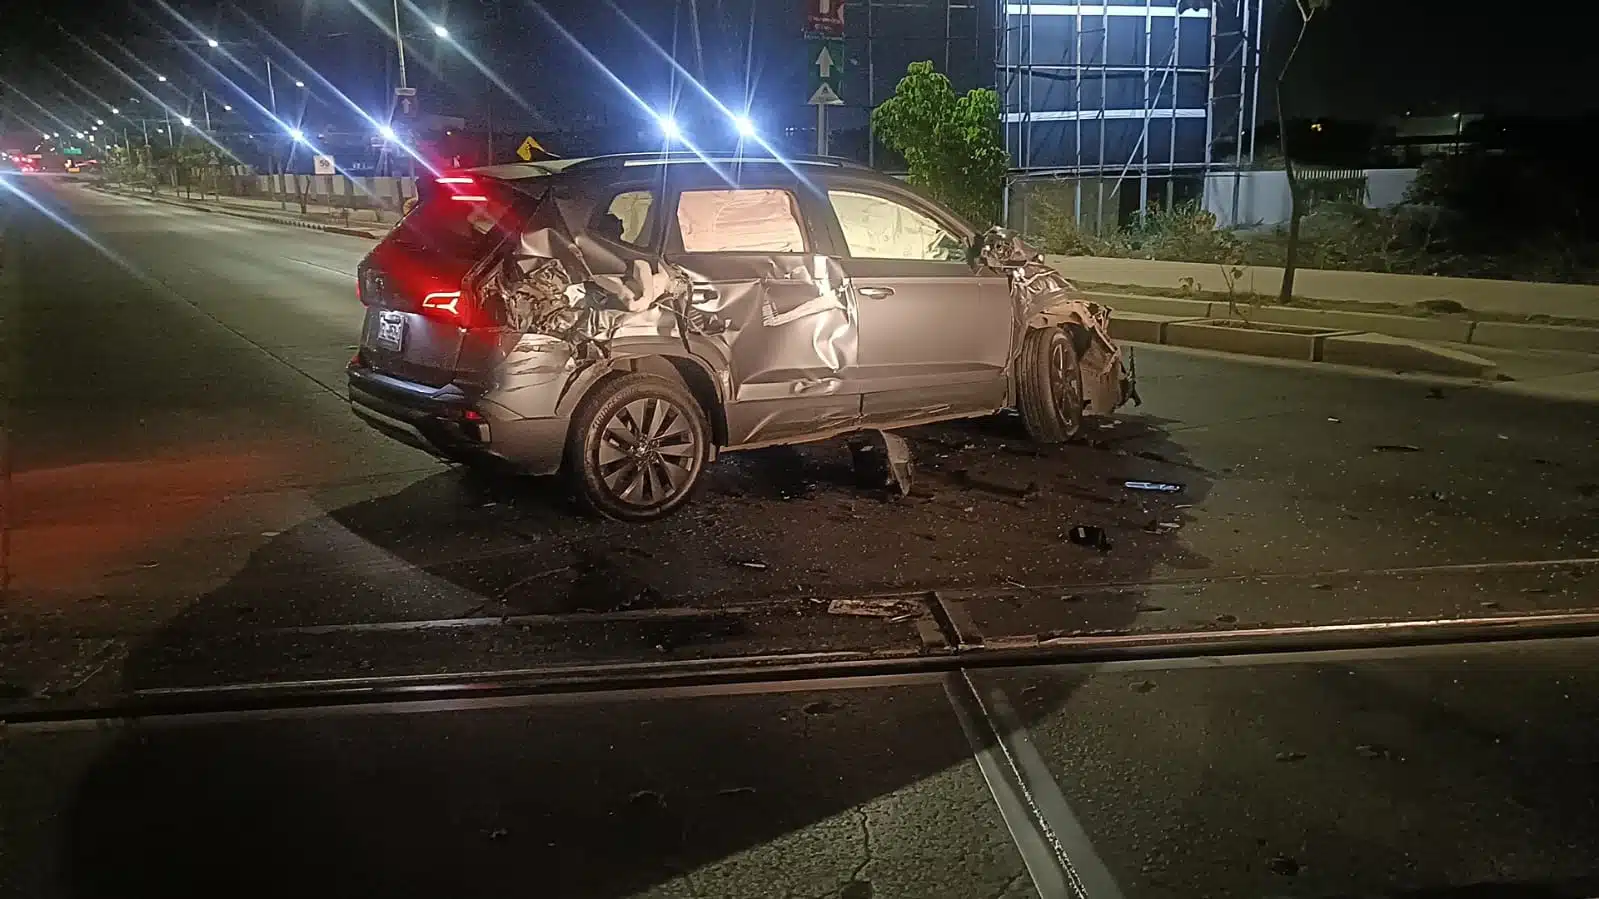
top-left (815, 46), bottom-right (836, 78)
top-left (806, 37), bottom-right (844, 105)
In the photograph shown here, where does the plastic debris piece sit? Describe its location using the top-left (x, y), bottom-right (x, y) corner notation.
top-left (826, 598), bottom-right (923, 618)
top-left (850, 430), bottom-right (914, 496)
top-left (1123, 480), bottom-right (1184, 493)
top-left (1067, 525), bottom-right (1113, 551)
top-left (1327, 417), bottom-right (1341, 423)
top-left (1373, 444), bottom-right (1422, 453)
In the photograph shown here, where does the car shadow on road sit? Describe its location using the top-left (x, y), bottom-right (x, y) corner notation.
top-left (35, 412), bottom-right (1214, 897)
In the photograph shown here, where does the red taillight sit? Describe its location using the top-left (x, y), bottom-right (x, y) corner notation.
top-left (421, 291), bottom-right (462, 315)
top-left (448, 194), bottom-right (488, 202)
top-left (436, 176), bottom-right (475, 184)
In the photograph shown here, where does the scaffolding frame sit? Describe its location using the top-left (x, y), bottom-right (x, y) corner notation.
top-left (997, 0), bottom-right (1265, 230)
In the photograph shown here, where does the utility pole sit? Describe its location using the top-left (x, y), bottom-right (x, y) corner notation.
top-left (265, 56), bottom-right (285, 209)
top-left (392, 0), bottom-right (409, 90)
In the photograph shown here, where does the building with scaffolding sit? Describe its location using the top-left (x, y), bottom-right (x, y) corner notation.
top-left (998, 0), bottom-right (1266, 232)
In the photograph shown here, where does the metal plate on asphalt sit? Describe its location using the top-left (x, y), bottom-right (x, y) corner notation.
top-left (376, 311), bottom-right (405, 352)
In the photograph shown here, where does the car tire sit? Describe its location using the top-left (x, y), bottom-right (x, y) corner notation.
top-left (566, 372), bottom-right (711, 522)
top-left (1017, 326), bottom-right (1084, 443)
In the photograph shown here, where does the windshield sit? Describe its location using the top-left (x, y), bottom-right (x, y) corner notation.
top-left (4, 2), bottom-right (1599, 897)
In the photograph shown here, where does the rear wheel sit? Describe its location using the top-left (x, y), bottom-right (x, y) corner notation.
top-left (567, 373), bottom-right (710, 522)
top-left (1017, 326), bottom-right (1084, 443)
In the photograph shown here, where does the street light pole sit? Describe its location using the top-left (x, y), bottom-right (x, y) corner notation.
top-left (392, 0), bottom-right (409, 90)
top-left (202, 92), bottom-right (212, 131)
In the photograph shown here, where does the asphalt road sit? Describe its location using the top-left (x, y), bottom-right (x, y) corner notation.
top-left (6, 637), bottom-right (1599, 898)
top-left (5, 178), bottom-right (1599, 898)
top-left (2, 180), bottom-right (1598, 698)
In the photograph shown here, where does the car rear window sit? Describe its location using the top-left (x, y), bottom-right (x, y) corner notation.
top-left (392, 180), bottom-right (536, 259)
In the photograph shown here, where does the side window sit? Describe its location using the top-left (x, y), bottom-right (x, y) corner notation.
top-left (675, 189), bottom-right (806, 253)
top-left (592, 189), bottom-right (656, 248)
top-left (828, 190), bottom-right (966, 262)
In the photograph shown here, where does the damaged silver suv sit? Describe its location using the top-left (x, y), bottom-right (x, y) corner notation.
top-left (348, 153), bottom-right (1135, 521)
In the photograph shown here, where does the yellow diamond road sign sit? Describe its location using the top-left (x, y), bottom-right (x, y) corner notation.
top-left (516, 135), bottom-right (545, 161)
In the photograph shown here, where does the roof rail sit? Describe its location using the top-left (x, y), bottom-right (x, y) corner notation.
top-left (566, 151), bottom-right (875, 172)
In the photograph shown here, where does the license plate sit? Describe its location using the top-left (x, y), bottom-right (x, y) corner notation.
top-left (376, 312), bottom-right (405, 352)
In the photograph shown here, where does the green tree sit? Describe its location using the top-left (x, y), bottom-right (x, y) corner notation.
top-left (1276, 0), bottom-right (1332, 301)
top-left (871, 61), bottom-right (1009, 228)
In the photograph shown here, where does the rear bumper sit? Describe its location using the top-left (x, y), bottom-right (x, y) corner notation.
top-left (347, 364), bottom-right (569, 475)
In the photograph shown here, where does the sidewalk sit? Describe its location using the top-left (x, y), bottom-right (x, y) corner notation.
top-left (169, 190), bottom-right (402, 227)
top-left (98, 182), bottom-right (396, 238)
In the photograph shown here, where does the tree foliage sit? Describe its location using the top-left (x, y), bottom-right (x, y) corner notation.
top-left (871, 61), bottom-right (1008, 227)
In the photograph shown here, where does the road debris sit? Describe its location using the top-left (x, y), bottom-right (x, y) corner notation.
top-left (1355, 743), bottom-right (1393, 760)
top-left (1267, 854), bottom-right (1301, 877)
top-left (628, 789), bottom-right (666, 808)
top-left (1373, 444), bottom-right (1422, 453)
top-left (1327, 417), bottom-right (1341, 423)
top-left (850, 430), bottom-right (914, 496)
top-left (1130, 679), bottom-right (1157, 693)
top-left (1067, 525), bottom-right (1113, 552)
top-left (826, 598), bottom-right (923, 619)
top-left (730, 558), bottom-right (769, 570)
top-left (1121, 480), bottom-right (1183, 493)
top-left (803, 699), bottom-right (842, 715)
top-left (1425, 387), bottom-right (1447, 399)
top-left (1274, 751), bottom-right (1307, 763)
top-left (1214, 613), bottom-right (1238, 623)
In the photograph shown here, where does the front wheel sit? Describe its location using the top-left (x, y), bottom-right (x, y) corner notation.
top-left (567, 373), bottom-right (710, 522)
top-left (1016, 327), bottom-right (1085, 443)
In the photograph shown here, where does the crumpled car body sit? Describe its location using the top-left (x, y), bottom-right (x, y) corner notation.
top-left (347, 154), bottom-right (1134, 516)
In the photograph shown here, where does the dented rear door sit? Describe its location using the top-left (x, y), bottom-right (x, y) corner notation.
top-left (662, 174), bottom-right (864, 447)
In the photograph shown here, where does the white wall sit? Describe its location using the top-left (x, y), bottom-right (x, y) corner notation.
top-left (1203, 168), bottom-right (1420, 228)
top-left (1203, 170), bottom-right (1291, 228)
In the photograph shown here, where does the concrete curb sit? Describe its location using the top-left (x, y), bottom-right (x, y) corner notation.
top-left (94, 185), bottom-right (383, 240)
top-left (1089, 290), bottom-right (1599, 355)
top-left (1109, 312), bottom-right (1499, 378)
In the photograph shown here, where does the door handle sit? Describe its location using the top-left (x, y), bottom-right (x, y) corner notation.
top-left (857, 286), bottom-right (895, 299)
top-left (691, 284), bottom-right (719, 301)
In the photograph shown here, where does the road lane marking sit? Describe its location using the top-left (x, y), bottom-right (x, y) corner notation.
top-left (283, 256), bottom-right (356, 278)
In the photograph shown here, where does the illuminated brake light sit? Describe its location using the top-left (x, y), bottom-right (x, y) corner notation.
top-left (436, 176), bottom-right (474, 184)
top-left (422, 291), bottom-right (462, 314)
top-left (448, 195), bottom-right (489, 202)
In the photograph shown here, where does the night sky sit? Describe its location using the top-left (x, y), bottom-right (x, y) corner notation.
top-left (0, 0), bottom-right (1590, 142)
